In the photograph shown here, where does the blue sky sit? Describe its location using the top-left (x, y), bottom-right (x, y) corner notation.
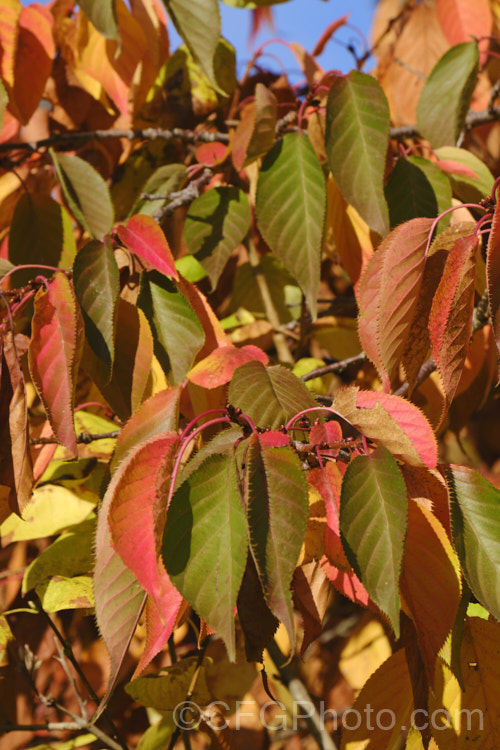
top-left (28, 0), bottom-right (378, 76)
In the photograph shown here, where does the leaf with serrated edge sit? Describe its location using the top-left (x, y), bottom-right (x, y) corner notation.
top-left (50, 150), bottom-right (114, 240)
top-left (334, 387), bottom-right (437, 468)
top-left (417, 42), bottom-right (479, 148)
top-left (162, 0), bottom-right (221, 90)
top-left (73, 240), bottom-right (119, 380)
top-left (256, 132), bottom-right (326, 318)
top-left (111, 387), bottom-right (180, 473)
top-left (232, 83), bottom-right (278, 170)
top-left (116, 215), bottom-right (178, 279)
top-left (448, 466), bottom-right (500, 621)
top-left (246, 436), bottom-right (309, 644)
top-left (429, 234), bottom-right (478, 419)
top-left (29, 274), bottom-right (80, 455)
top-left (133, 587), bottom-right (184, 676)
top-left (109, 434), bottom-right (178, 604)
top-left (163, 453), bottom-right (248, 660)
top-left (187, 345), bottom-right (268, 389)
top-left (487, 200), bottom-right (500, 371)
top-left (184, 187), bottom-right (251, 290)
top-left (325, 71), bottom-right (389, 236)
top-left (340, 446), bottom-right (407, 636)
top-left (400, 502), bottom-right (461, 682)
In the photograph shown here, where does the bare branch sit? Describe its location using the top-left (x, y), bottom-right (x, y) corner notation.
top-left (30, 430), bottom-right (120, 446)
top-left (301, 353), bottom-right (367, 382)
top-left (153, 168), bottom-right (213, 222)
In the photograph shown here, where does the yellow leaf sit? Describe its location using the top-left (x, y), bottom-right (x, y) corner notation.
top-left (339, 615), bottom-right (392, 693)
top-left (0, 615), bottom-right (13, 667)
top-left (429, 617), bottom-right (500, 747)
top-left (0, 485), bottom-right (96, 543)
top-left (36, 575), bottom-right (94, 612)
top-left (0, 0), bottom-right (21, 87)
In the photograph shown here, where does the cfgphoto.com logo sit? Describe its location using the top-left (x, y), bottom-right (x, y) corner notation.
top-left (172, 700), bottom-right (484, 733)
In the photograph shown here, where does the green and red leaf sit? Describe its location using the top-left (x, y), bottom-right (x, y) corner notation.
top-left (116, 215), bottom-right (178, 279)
top-left (187, 345), bottom-right (267, 388)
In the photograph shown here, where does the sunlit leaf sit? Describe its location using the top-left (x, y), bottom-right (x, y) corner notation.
top-left (163, 453), bottom-right (248, 660)
top-left (51, 150), bottom-right (115, 240)
top-left (29, 274), bottom-right (81, 455)
top-left (126, 656), bottom-right (212, 709)
top-left (256, 132), bottom-right (326, 318)
top-left (325, 71), bottom-right (390, 236)
top-left (340, 445), bottom-right (407, 636)
top-left (79, 0), bottom-right (119, 40)
top-left (73, 240), bottom-right (119, 380)
top-left (417, 42), bottom-right (479, 148)
top-left (448, 466), bottom-right (500, 621)
top-left (0, 0), bottom-right (21, 89)
top-left (36, 575), bottom-right (94, 612)
top-left (228, 360), bottom-right (316, 430)
top-left (184, 186), bottom-right (251, 289)
top-left (435, 146), bottom-right (494, 203)
top-left (116, 214), bottom-right (178, 279)
top-left (436, 0), bottom-right (492, 61)
top-left (187, 344), bottom-right (268, 388)
top-left (232, 82), bottom-right (278, 169)
top-left (246, 436), bottom-right (309, 644)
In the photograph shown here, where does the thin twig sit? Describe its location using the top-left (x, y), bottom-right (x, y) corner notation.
top-left (390, 103), bottom-right (500, 141)
top-left (167, 638), bottom-right (210, 750)
top-left (301, 353), bottom-right (367, 382)
top-left (267, 638), bottom-right (338, 750)
top-left (153, 168), bottom-right (213, 222)
top-left (54, 638), bottom-right (88, 720)
top-left (30, 430), bottom-right (120, 446)
top-left (0, 128), bottom-right (230, 154)
top-left (0, 722), bottom-right (82, 732)
top-left (393, 357), bottom-right (436, 398)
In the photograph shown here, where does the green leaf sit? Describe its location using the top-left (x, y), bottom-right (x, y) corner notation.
top-left (50, 149), bottom-right (114, 240)
top-left (163, 453), bottom-right (248, 660)
top-left (73, 240), bottom-right (119, 380)
top-left (246, 437), bottom-right (309, 643)
top-left (448, 466), bottom-right (500, 621)
top-left (130, 164), bottom-right (187, 218)
top-left (126, 657), bottom-right (212, 710)
top-left (0, 80), bottom-right (7, 132)
top-left (417, 42), bottom-right (479, 148)
top-left (435, 146), bottom-right (494, 203)
top-left (9, 194), bottom-right (77, 283)
top-left (227, 360), bottom-right (317, 429)
top-left (385, 156), bottom-right (452, 228)
top-left (184, 187), bottom-right (251, 290)
top-left (138, 272), bottom-right (205, 385)
top-left (23, 518), bottom-right (95, 594)
top-left (325, 71), bottom-right (390, 237)
top-left (136, 716), bottom-right (176, 750)
top-left (256, 132), bottom-right (326, 318)
top-left (0, 258), bottom-right (13, 280)
top-left (162, 0), bottom-right (221, 91)
top-left (340, 445), bottom-right (408, 636)
top-left (36, 575), bottom-right (94, 612)
top-left (79, 0), bottom-right (119, 40)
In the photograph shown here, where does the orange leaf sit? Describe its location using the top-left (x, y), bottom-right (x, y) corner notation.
top-left (436, 0), bottom-right (492, 64)
top-left (312, 14), bottom-right (349, 57)
top-left (429, 234), bottom-right (479, 421)
top-left (29, 274), bottom-right (81, 455)
top-left (0, 0), bottom-right (21, 88)
top-left (400, 503), bottom-right (461, 683)
top-left (308, 463), bottom-right (349, 570)
top-left (187, 345), bottom-right (268, 389)
top-left (321, 558), bottom-right (372, 608)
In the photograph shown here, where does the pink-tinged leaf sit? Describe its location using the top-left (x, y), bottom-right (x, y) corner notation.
top-left (321, 558), bottom-right (372, 608)
top-left (309, 463), bottom-right (349, 570)
top-left (436, 0), bottom-right (492, 65)
top-left (437, 160), bottom-right (478, 180)
top-left (357, 243), bottom-right (388, 382)
top-left (187, 345), bottom-right (268, 388)
top-left (29, 274), bottom-right (82, 455)
top-left (359, 218), bottom-right (433, 391)
top-left (310, 420), bottom-right (342, 458)
top-left (111, 386), bottom-right (181, 473)
top-left (487, 200), bottom-right (500, 373)
top-left (116, 215), bottom-right (178, 279)
top-left (94, 467), bottom-right (147, 715)
top-left (259, 431), bottom-right (290, 448)
top-left (109, 434), bottom-right (179, 604)
top-left (312, 14), bottom-right (349, 57)
top-left (355, 390), bottom-right (438, 469)
top-left (133, 582), bottom-right (184, 676)
top-left (195, 142), bottom-right (228, 166)
top-left (429, 235), bottom-right (479, 419)
top-left (3, 331), bottom-right (33, 511)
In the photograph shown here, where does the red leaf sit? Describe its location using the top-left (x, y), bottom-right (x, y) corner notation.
top-left (312, 14), bottom-right (349, 57)
top-left (436, 0), bottom-right (492, 64)
top-left (195, 142), bottom-right (228, 166)
top-left (355, 390), bottom-right (438, 469)
top-left (308, 463), bottom-right (349, 570)
top-left (429, 235), bottom-right (479, 420)
top-left (108, 434), bottom-right (179, 605)
top-left (116, 215), bottom-right (178, 279)
top-left (321, 558), bottom-right (372, 608)
top-left (487, 200), bottom-right (500, 374)
top-left (358, 218), bottom-right (433, 392)
top-left (187, 345), bottom-right (268, 388)
top-left (259, 430), bottom-right (289, 447)
top-left (133, 573), bottom-right (184, 676)
top-left (437, 160), bottom-right (478, 179)
top-left (29, 274), bottom-right (81, 455)
top-left (310, 420), bottom-right (342, 458)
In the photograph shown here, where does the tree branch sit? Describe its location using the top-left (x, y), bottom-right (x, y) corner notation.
top-left (390, 103), bottom-right (500, 140)
top-left (301, 353), bottom-right (367, 382)
top-left (30, 430), bottom-right (120, 446)
top-left (0, 127), bottom-right (229, 154)
top-left (151, 168), bottom-right (213, 222)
